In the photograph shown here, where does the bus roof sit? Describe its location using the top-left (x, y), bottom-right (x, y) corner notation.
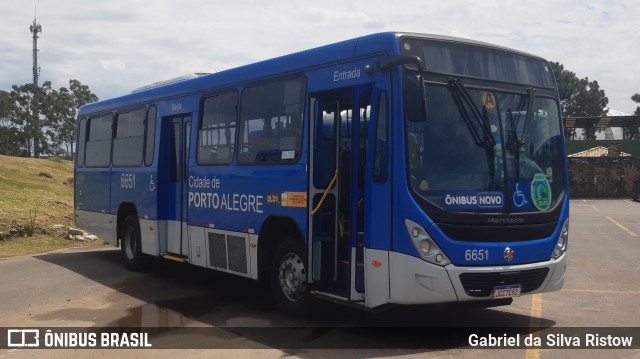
top-left (79, 32), bottom-right (545, 116)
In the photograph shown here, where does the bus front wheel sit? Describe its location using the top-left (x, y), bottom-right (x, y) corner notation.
top-left (270, 238), bottom-right (313, 316)
top-left (121, 215), bottom-right (145, 271)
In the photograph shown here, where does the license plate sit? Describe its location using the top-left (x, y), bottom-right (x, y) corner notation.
top-left (492, 284), bottom-right (521, 299)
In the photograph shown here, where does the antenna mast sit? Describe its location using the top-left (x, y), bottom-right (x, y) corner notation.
top-left (30, 14), bottom-right (42, 87)
top-left (29, 12), bottom-right (43, 157)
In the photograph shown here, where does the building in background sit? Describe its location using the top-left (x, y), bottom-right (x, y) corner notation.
top-left (565, 111), bottom-right (640, 198)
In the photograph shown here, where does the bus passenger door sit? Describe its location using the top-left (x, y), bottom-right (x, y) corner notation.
top-left (363, 89), bottom-right (392, 308)
top-left (308, 95), bottom-right (340, 288)
top-left (158, 115), bottom-right (191, 258)
top-left (308, 85), bottom-right (370, 301)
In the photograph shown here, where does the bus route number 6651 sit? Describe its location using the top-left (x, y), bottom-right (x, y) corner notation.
top-left (120, 173), bottom-right (136, 189)
top-left (465, 249), bottom-right (489, 261)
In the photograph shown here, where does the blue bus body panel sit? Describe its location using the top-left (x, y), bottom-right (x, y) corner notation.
top-left (78, 33), bottom-right (400, 117)
top-left (186, 165), bottom-right (308, 232)
top-left (391, 182), bottom-right (570, 266)
top-left (76, 33), bottom-right (402, 236)
top-left (75, 30), bottom-right (568, 276)
top-left (306, 57), bottom-right (389, 92)
top-left (110, 167), bottom-right (157, 219)
top-left (75, 168), bottom-right (110, 213)
top-left (385, 51), bottom-right (570, 266)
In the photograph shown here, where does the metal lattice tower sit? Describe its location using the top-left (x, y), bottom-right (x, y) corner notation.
top-left (30, 15), bottom-right (42, 157)
top-left (30, 16), bottom-right (42, 87)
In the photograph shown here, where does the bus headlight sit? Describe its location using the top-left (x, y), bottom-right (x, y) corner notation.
top-left (418, 240), bottom-right (430, 255)
top-left (405, 219), bottom-right (450, 266)
top-left (553, 219), bottom-right (569, 259)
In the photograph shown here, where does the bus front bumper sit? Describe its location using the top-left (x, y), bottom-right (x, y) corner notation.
top-left (387, 251), bottom-right (567, 305)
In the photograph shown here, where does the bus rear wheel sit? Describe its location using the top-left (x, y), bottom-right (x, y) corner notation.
top-left (121, 215), bottom-right (145, 271)
top-left (270, 238), bottom-right (313, 316)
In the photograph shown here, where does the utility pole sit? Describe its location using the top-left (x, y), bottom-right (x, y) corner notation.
top-left (30, 15), bottom-right (42, 157)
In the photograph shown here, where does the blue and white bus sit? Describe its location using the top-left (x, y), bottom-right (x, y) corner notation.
top-left (75, 32), bottom-right (569, 315)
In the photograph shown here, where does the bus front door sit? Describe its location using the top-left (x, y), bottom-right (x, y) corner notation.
top-left (308, 85), bottom-right (370, 301)
top-left (362, 89), bottom-right (392, 308)
top-left (158, 115), bottom-right (191, 258)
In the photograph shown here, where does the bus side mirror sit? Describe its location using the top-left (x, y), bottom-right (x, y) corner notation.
top-left (378, 55), bottom-right (427, 123)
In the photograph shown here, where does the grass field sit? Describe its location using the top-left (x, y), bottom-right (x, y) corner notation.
top-left (0, 155), bottom-right (100, 257)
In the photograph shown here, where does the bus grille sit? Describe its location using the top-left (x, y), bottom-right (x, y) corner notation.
top-left (437, 222), bottom-right (558, 242)
top-left (459, 268), bottom-right (549, 297)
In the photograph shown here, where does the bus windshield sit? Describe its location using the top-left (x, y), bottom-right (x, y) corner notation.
top-left (407, 82), bottom-right (565, 214)
top-left (401, 37), bottom-right (555, 87)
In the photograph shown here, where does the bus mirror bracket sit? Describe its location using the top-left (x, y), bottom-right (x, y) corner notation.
top-left (378, 55), bottom-right (428, 122)
top-left (377, 55), bottom-right (424, 72)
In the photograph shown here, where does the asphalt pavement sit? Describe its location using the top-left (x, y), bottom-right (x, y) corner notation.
top-left (0, 199), bottom-right (638, 358)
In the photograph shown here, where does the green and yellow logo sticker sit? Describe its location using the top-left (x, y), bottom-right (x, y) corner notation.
top-left (531, 173), bottom-right (552, 211)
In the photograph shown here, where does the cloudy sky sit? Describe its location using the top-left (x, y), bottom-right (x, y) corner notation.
top-left (2, 0), bottom-right (639, 113)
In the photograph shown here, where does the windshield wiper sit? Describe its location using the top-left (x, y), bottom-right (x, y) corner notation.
top-left (447, 78), bottom-right (496, 149)
top-left (447, 78), bottom-right (497, 184)
top-left (507, 88), bottom-right (536, 180)
top-left (522, 87), bottom-right (536, 138)
top-left (507, 109), bottom-right (522, 180)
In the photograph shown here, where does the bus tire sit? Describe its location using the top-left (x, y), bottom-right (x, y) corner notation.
top-left (121, 215), bottom-right (145, 271)
top-left (270, 237), bottom-right (313, 316)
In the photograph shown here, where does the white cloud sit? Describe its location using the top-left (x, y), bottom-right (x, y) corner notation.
top-left (1, 0), bottom-right (639, 112)
top-left (100, 60), bottom-right (126, 71)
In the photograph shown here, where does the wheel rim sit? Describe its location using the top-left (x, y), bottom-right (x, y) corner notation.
top-left (278, 252), bottom-right (307, 302)
top-left (123, 226), bottom-right (136, 260)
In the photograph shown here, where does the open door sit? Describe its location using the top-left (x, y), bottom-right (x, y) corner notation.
top-left (363, 90), bottom-right (392, 307)
top-left (158, 114), bottom-right (191, 259)
top-left (308, 85), bottom-right (371, 301)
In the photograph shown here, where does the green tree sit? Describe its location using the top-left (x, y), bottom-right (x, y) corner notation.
top-left (69, 79), bottom-right (99, 108)
top-left (633, 93), bottom-right (640, 116)
top-left (623, 93), bottom-right (640, 139)
top-left (0, 126), bottom-right (27, 156)
top-left (550, 62), bottom-right (609, 140)
top-left (0, 90), bottom-right (10, 118)
top-left (42, 79), bottom-right (98, 158)
top-left (5, 79), bottom-right (98, 158)
top-left (43, 85), bottom-right (76, 157)
top-left (8, 83), bottom-right (48, 157)
top-left (0, 90), bottom-right (26, 156)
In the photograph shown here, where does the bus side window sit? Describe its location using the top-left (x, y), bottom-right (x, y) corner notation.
top-left (238, 77), bottom-right (305, 164)
top-left (198, 91), bottom-right (238, 165)
top-left (145, 106), bottom-right (157, 166)
top-left (85, 114), bottom-right (114, 168)
top-left (280, 112), bottom-right (303, 152)
top-left (77, 118), bottom-right (87, 167)
top-left (113, 108), bottom-right (145, 167)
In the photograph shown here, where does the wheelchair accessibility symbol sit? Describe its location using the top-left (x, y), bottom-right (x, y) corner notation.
top-left (149, 175), bottom-right (156, 192)
top-left (511, 180), bottom-right (530, 209)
